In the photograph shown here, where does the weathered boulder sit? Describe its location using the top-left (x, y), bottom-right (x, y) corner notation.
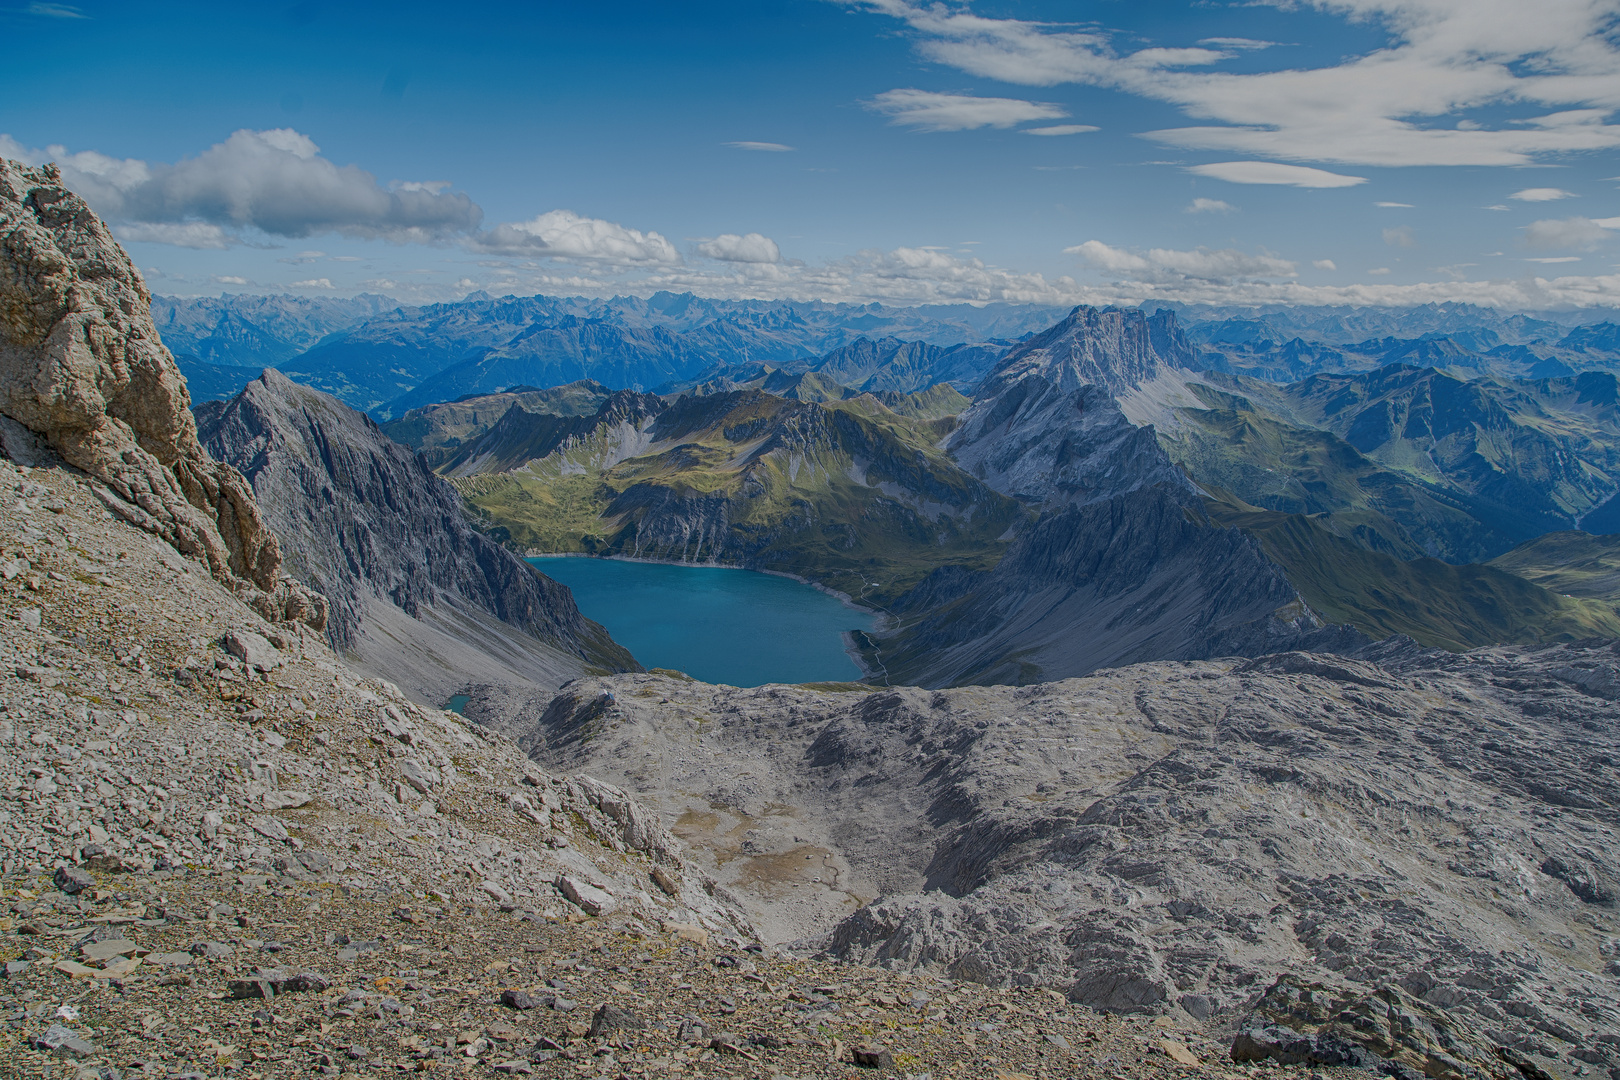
top-left (0, 157), bottom-right (324, 628)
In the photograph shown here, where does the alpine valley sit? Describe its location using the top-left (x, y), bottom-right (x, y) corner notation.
top-left (3, 157), bottom-right (1620, 1080)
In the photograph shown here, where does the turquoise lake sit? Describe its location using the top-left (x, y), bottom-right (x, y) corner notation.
top-left (529, 557), bottom-right (874, 687)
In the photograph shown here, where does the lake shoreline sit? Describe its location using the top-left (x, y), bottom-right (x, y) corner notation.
top-left (526, 551), bottom-right (884, 618)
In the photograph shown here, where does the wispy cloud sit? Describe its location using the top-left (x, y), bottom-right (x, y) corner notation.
top-left (1023, 124), bottom-right (1098, 136)
top-left (1185, 198), bottom-right (1234, 214)
top-left (1377, 201), bottom-right (1415, 208)
top-left (724, 141), bottom-right (795, 152)
top-left (24, 2), bottom-right (88, 18)
top-left (1186, 161), bottom-right (1366, 188)
top-left (1523, 216), bottom-right (1615, 250)
top-left (835, 0), bottom-right (1620, 168)
top-left (865, 89), bottom-right (1067, 131)
top-left (1383, 225), bottom-right (1416, 248)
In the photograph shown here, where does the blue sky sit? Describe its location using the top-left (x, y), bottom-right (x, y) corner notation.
top-left (5, 0), bottom-right (1620, 309)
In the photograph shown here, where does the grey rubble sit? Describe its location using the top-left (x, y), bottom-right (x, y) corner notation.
top-left (194, 369), bottom-right (636, 704)
top-left (471, 640), bottom-right (1620, 1079)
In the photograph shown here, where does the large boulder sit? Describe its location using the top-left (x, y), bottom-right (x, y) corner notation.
top-left (0, 157), bottom-right (323, 627)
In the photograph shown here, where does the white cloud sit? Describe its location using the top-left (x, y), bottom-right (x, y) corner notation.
top-left (1023, 124), bottom-right (1099, 136)
top-left (1186, 161), bottom-right (1367, 188)
top-left (865, 88), bottom-right (1067, 132)
top-left (1383, 225), bottom-right (1417, 247)
top-left (289, 278), bottom-right (334, 289)
top-left (1313, 259), bottom-right (1337, 270)
top-left (213, 276), bottom-right (249, 285)
top-left (696, 232), bottom-right (783, 264)
top-left (836, 0), bottom-right (1620, 168)
top-left (1368, 267), bottom-right (1392, 275)
top-left (1186, 197), bottom-right (1235, 214)
top-left (1377, 201), bottom-right (1415, 208)
top-left (1526, 256), bottom-right (1583, 263)
top-left (1524, 216), bottom-right (1615, 250)
top-left (724, 141), bottom-right (795, 152)
top-left (1066, 240), bottom-right (1296, 282)
top-left (466, 209), bottom-right (681, 265)
top-left (1511, 187), bottom-right (1578, 202)
top-left (1, 128), bottom-right (482, 245)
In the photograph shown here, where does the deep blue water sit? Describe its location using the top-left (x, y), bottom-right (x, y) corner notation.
top-left (530, 557), bottom-right (874, 687)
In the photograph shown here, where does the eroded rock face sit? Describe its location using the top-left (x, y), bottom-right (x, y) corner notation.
top-left (0, 157), bottom-right (324, 627)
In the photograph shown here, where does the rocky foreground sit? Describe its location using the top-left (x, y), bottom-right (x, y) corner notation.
top-left (470, 638), bottom-right (1620, 1080)
top-left (0, 431), bottom-right (1333, 1080)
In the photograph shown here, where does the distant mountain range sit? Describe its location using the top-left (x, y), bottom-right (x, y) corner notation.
top-left (159, 292), bottom-right (1620, 421)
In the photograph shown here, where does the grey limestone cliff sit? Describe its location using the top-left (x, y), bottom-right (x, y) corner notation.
top-left (196, 369), bottom-right (637, 703)
top-left (0, 157), bottom-right (326, 628)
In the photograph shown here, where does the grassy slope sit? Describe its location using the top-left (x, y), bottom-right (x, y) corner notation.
top-left (1488, 531), bottom-right (1620, 604)
top-left (452, 392), bottom-right (1022, 606)
top-left (1208, 502), bottom-right (1620, 650)
top-left (1161, 384), bottom-right (1523, 562)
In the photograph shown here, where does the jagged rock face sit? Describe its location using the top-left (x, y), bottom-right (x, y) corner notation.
top-left (488, 636), bottom-right (1620, 1077)
top-left (871, 485), bottom-right (1365, 686)
top-left (195, 369), bottom-right (636, 702)
top-left (0, 158), bottom-right (323, 628)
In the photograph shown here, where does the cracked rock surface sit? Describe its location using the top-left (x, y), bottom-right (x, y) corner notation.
top-left (471, 638), bottom-right (1620, 1080)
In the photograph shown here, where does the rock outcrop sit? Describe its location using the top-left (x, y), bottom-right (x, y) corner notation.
top-left (0, 157), bottom-right (324, 628)
top-left (195, 369), bottom-right (637, 704)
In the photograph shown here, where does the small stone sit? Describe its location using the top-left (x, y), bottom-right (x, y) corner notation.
top-left (500, 989), bottom-right (536, 1010)
top-left (262, 791), bottom-right (311, 811)
top-left (224, 629), bottom-right (281, 670)
top-left (3, 960), bottom-right (29, 978)
top-left (81, 939), bottom-right (138, 962)
top-left (662, 921), bottom-right (709, 947)
top-left (852, 1044), bottom-right (896, 1069)
top-left (481, 880), bottom-right (513, 906)
top-left (650, 865), bottom-right (680, 896)
top-left (1160, 1038), bottom-right (1200, 1066)
top-left (555, 874), bottom-right (615, 916)
top-left (54, 864), bottom-right (94, 895)
top-left (33, 1023), bottom-right (99, 1057)
top-left (588, 1003), bottom-right (644, 1039)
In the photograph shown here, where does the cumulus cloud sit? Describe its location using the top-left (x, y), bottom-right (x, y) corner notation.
top-left (1512, 187), bottom-right (1578, 202)
top-left (0, 128), bottom-right (482, 246)
top-left (467, 210), bottom-right (681, 265)
top-left (865, 89), bottom-right (1067, 131)
top-left (835, 0), bottom-right (1620, 168)
top-left (1313, 259), bottom-right (1337, 270)
top-left (1186, 161), bottom-right (1367, 188)
top-left (289, 278), bottom-right (334, 289)
top-left (725, 141), bottom-right (795, 152)
top-left (1023, 124), bottom-right (1099, 136)
top-left (1186, 198), bottom-right (1235, 214)
top-left (696, 233), bottom-right (782, 264)
top-left (1383, 225), bottom-right (1416, 248)
top-left (1524, 216), bottom-right (1615, 250)
top-left (1066, 240), bottom-right (1296, 282)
